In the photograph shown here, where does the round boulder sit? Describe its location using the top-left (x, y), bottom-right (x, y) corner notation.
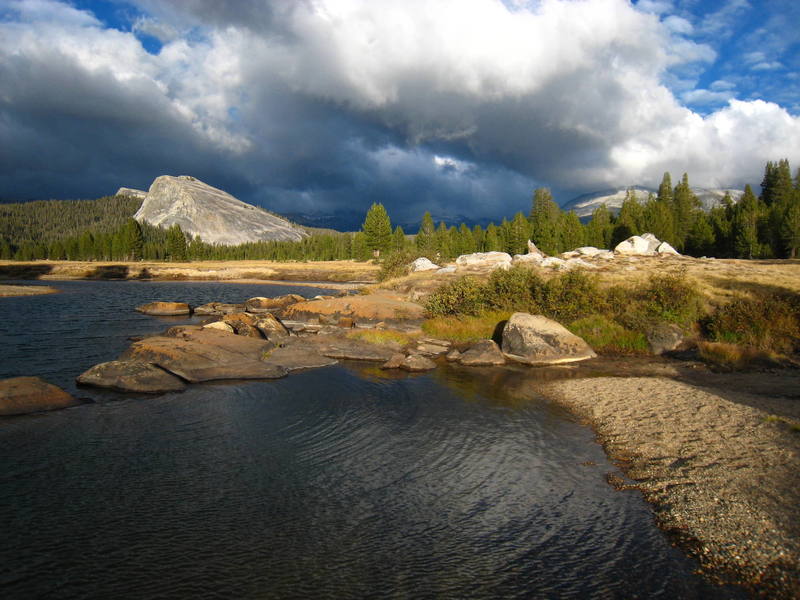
top-left (501, 313), bottom-right (596, 365)
top-left (0, 376), bottom-right (82, 416)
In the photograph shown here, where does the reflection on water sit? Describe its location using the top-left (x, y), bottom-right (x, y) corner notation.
top-left (0, 281), bottom-right (742, 598)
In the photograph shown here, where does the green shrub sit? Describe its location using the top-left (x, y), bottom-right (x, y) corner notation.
top-left (568, 315), bottom-right (648, 354)
top-left (424, 276), bottom-right (488, 316)
top-left (378, 249), bottom-right (421, 282)
top-left (705, 294), bottom-right (800, 353)
top-left (484, 265), bottom-right (543, 311)
top-left (541, 270), bottom-right (601, 322)
top-left (638, 272), bottom-right (703, 325)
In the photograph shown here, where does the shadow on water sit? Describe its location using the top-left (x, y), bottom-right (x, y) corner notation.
top-left (0, 264), bottom-right (53, 279)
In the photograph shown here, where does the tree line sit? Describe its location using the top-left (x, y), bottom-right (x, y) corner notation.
top-left (2, 159), bottom-right (798, 262)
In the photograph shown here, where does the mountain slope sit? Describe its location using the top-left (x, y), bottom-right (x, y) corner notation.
top-left (562, 187), bottom-right (745, 217)
top-left (133, 175), bottom-right (307, 245)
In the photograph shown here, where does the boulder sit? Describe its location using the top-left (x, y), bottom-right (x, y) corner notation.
top-left (527, 240), bottom-right (545, 257)
top-left (501, 313), bottom-right (597, 365)
top-left (245, 294), bottom-right (305, 314)
top-left (436, 266), bottom-right (457, 274)
top-left (261, 339), bottom-right (339, 371)
top-left (646, 323), bottom-right (685, 355)
top-left (512, 253), bottom-right (544, 265)
top-left (564, 258), bottom-right (597, 270)
top-left (381, 353), bottom-right (406, 369)
top-left (575, 246), bottom-right (603, 257)
top-left (446, 349), bottom-right (462, 362)
top-left (77, 361), bottom-right (186, 393)
top-left (541, 257), bottom-right (566, 269)
top-left (203, 321), bottom-right (235, 333)
top-left (255, 313), bottom-right (290, 340)
top-left (194, 302), bottom-right (245, 316)
top-left (415, 339), bottom-right (451, 357)
top-left (458, 340), bottom-right (506, 366)
top-left (0, 377), bottom-right (82, 416)
top-left (283, 290), bottom-right (425, 325)
top-left (455, 251), bottom-right (513, 270)
top-left (594, 250), bottom-right (615, 260)
top-left (399, 355), bottom-right (437, 372)
top-left (135, 301), bottom-right (191, 316)
top-left (656, 241), bottom-right (680, 255)
top-left (560, 251), bottom-right (580, 259)
top-left (121, 326), bottom-right (287, 382)
top-left (614, 234), bottom-right (661, 256)
top-left (410, 257), bottom-right (440, 272)
top-left (318, 338), bottom-right (396, 362)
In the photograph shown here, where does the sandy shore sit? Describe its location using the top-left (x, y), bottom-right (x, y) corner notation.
top-left (539, 373), bottom-right (800, 597)
top-left (0, 284), bottom-right (58, 297)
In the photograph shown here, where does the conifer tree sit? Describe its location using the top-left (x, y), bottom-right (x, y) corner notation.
top-left (415, 211), bottom-right (436, 257)
top-left (166, 224), bottom-right (188, 261)
top-left (484, 224), bottom-right (502, 251)
top-left (733, 185), bottom-right (760, 259)
top-left (657, 172), bottom-right (673, 205)
top-left (560, 211), bottom-right (585, 251)
top-left (673, 173), bottom-right (700, 250)
top-left (391, 225), bottom-right (406, 252)
top-left (585, 204), bottom-right (613, 249)
top-left (507, 212), bottom-right (532, 255)
top-left (361, 202), bottom-right (392, 257)
top-left (472, 225), bottom-right (485, 251)
top-left (434, 222), bottom-right (451, 260)
top-left (529, 187), bottom-right (560, 254)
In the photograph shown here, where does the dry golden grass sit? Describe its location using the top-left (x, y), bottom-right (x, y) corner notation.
top-left (697, 341), bottom-right (784, 370)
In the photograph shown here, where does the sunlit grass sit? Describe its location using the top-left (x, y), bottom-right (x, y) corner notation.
top-left (421, 310), bottom-right (511, 342)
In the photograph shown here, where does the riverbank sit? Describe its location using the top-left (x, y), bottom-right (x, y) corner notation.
top-left (536, 370), bottom-right (800, 597)
top-left (0, 260), bottom-right (380, 284)
top-left (0, 284), bottom-right (58, 297)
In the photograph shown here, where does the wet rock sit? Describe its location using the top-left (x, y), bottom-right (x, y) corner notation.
top-left (399, 354), bottom-right (437, 372)
top-left (135, 301), bottom-right (191, 316)
top-left (458, 339), bottom-right (506, 366)
top-left (194, 302), bottom-right (245, 316)
top-left (77, 360), bottom-right (186, 393)
top-left (446, 349), bottom-right (462, 362)
top-left (121, 327), bottom-right (286, 382)
top-left (381, 353), bottom-right (406, 369)
top-left (262, 339), bottom-right (338, 371)
top-left (319, 338), bottom-right (396, 362)
top-left (501, 312), bottom-right (596, 365)
top-left (245, 294), bottom-right (305, 314)
top-left (0, 376), bottom-right (82, 416)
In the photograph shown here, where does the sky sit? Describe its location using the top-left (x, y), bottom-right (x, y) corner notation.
top-left (1, 0), bottom-right (799, 228)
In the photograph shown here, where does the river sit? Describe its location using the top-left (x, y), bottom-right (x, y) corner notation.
top-left (0, 280), bottom-right (742, 598)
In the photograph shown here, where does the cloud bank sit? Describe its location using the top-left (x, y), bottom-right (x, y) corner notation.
top-left (1, 0), bottom-right (798, 225)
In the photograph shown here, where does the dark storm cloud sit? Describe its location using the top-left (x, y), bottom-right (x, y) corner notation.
top-left (1, 0), bottom-right (799, 226)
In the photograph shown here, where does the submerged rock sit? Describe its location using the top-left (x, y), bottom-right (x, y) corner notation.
top-left (135, 301), bottom-right (191, 316)
top-left (501, 313), bottom-right (596, 365)
top-left (0, 376), bottom-right (83, 416)
top-left (399, 355), bottom-right (437, 372)
top-left (458, 340), bottom-right (506, 366)
top-left (77, 361), bottom-right (186, 394)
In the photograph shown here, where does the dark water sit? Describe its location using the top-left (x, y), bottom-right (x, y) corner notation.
top-left (0, 281), bottom-right (741, 599)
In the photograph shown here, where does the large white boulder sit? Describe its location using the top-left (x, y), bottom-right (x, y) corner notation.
top-left (614, 234), bottom-right (661, 255)
top-left (501, 313), bottom-right (597, 365)
top-left (455, 251), bottom-right (513, 269)
top-left (656, 241), bottom-right (680, 255)
top-left (410, 257), bottom-right (440, 272)
top-left (512, 253), bottom-right (544, 265)
top-left (575, 246), bottom-right (603, 257)
top-left (541, 257), bottom-right (566, 269)
top-left (527, 240), bottom-right (545, 257)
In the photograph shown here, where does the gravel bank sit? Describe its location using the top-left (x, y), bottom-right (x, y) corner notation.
top-left (540, 375), bottom-right (800, 597)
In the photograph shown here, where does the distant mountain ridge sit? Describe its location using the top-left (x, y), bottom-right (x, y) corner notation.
top-left (561, 186), bottom-right (745, 217)
top-left (130, 175), bottom-right (307, 245)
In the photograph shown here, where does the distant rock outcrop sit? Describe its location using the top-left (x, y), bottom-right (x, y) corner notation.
top-left (116, 187), bottom-right (148, 200)
top-left (133, 175), bottom-right (307, 246)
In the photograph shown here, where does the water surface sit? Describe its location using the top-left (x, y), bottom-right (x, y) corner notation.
top-left (0, 281), bottom-right (741, 598)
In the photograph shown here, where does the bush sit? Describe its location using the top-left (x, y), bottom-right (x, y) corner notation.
top-left (638, 272), bottom-right (703, 325)
top-left (704, 294), bottom-right (800, 353)
top-left (541, 270), bottom-right (601, 322)
top-left (378, 249), bottom-right (421, 282)
top-left (484, 265), bottom-right (543, 311)
top-left (568, 315), bottom-right (648, 354)
top-left (422, 310), bottom-right (511, 342)
top-left (424, 276), bottom-right (488, 316)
